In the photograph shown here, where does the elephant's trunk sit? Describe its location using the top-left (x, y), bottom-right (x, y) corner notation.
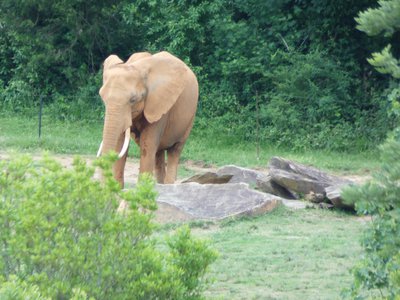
top-left (98, 110), bottom-right (131, 158)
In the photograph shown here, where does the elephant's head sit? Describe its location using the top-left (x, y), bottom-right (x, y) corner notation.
top-left (97, 52), bottom-right (188, 159)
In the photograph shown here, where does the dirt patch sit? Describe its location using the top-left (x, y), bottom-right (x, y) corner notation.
top-left (341, 174), bottom-right (372, 185)
top-left (0, 153), bottom-right (372, 185)
top-left (0, 153), bottom-right (218, 184)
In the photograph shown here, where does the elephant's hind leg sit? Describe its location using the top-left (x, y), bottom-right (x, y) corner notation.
top-left (164, 116), bottom-right (195, 184)
top-left (155, 150), bottom-right (166, 183)
top-left (165, 142), bottom-right (185, 184)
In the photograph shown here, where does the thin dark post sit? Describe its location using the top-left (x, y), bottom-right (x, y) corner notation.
top-left (38, 95), bottom-right (43, 139)
top-left (255, 91), bottom-right (260, 161)
top-left (198, 97), bottom-right (202, 115)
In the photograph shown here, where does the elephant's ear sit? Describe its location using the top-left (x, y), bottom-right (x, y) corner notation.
top-left (126, 52), bottom-right (152, 64)
top-left (102, 55), bottom-right (123, 82)
top-left (134, 53), bottom-right (188, 124)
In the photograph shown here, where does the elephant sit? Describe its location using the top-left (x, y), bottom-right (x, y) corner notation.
top-left (97, 51), bottom-right (198, 187)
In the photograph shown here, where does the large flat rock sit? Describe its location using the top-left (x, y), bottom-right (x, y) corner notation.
top-left (217, 165), bottom-right (268, 184)
top-left (183, 165), bottom-right (297, 199)
top-left (182, 172), bottom-right (232, 184)
top-left (154, 183), bottom-right (282, 221)
top-left (182, 165), bottom-right (267, 185)
top-left (268, 157), bottom-right (352, 195)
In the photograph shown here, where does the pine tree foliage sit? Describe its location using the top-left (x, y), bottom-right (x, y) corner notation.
top-left (356, 0), bottom-right (400, 36)
top-left (368, 45), bottom-right (400, 79)
top-left (343, 141), bottom-right (400, 299)
top-left (356, 0), bottom-right (400, 78)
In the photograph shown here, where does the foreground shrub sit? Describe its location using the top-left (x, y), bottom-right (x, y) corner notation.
top-left (0, 276), bottom-right (48, 300)
top-left (0, 154), bottom-right (217, 299)
top-left (343, 140), bottom-right (400, 298)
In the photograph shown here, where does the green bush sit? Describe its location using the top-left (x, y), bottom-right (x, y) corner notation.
top-left (0, 79), bottom-right (38, 116)
top-left (197, 50), bottom-right (390, 151)
top-left (343, 140), bottom-right (400, 298)
top-left (46, 72), bottom-right (103, 122)
top-left (0, 276), bottom-right (92, 300)
top-left (0, 276), bottom-right (49, 300)
top-left (0, 154), bottom-right (217, 299)
top-left (259, 50), bottom-right (389, 151)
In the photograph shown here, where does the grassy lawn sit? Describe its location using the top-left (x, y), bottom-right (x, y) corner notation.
top-left (0, 115), bottom-right (104, 154)
top-left (0, 115), bottom-right (381, 173)
top-left (162, 207), bottom-right (366, 300)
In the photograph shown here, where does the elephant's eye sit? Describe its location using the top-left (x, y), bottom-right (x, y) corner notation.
top-left (129, 95), bottom-right (138, 104)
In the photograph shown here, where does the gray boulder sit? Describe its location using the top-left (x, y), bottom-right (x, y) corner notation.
top-left (268, 157), bottom-right (355, 209)
top-left (184, 165), bottom-right (297, 199)
top-left (217, 165), bottom-right (267, 184)
top-left (218, 165), bottom-right (298, 197)
top-left (325, 184), bottom-right (354, 209)
top-left (155, 182), bottom-right (282, 221)
top-left (182, 172), bottom-right (232, 184)
top-left (183, 165), bottom-right (266, 185)
top-left (268, 157), bottom-right (352, 195)
top-left (256, 175), bottom-right (297, 199)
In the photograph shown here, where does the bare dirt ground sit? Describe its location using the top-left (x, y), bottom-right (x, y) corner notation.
top-left (0, 153), bottom-right (217, 183)
top-left (0, 153), bottom-right (370, 184)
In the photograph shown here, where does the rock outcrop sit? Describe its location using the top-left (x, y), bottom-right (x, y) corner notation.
top-left (155, 182), bottom-right (282, 221)
top-left (182, 157), bottom-right (357, 210)
top-left (325, 184), bottom-right (354, 209)
top-left (150, 157), bottom-right (359, 222)
top-left (268, 157), bottom-right (352, 194)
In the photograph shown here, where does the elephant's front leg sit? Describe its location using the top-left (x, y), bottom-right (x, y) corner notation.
top-left (113, 133), bottom-right (130, 188)
top-left (138, 117), bottom-right (167, 179)
top-left (139, 137), bottom-right (157, 177)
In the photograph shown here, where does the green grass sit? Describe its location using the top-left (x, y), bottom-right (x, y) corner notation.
top-left (0, 115), bottom-right (103, 154)
top-left (184, 132), bottom-right (380, 174)
top-left (184, 206), bottom-right (366, 300)
top-left (0, 115), bottom-right (380, 173)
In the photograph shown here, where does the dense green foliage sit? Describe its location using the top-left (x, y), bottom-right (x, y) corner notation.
top-left (0, 154), bottom-right (217, 299)
top-left (0, 276), bottom-right (50, 300)
top-left (0, 0), bottom-right (396, 150)
top-left (343, 141), bottom-right (400, 299)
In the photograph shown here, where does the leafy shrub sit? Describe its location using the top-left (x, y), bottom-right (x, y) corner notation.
top-left (0, 276), bottom-right (49, 300)
top-left (0, 276), bottom-right (91, 300)
top-left (167, 226), bottom-right (218, 299)
top-left (259, 50), bottom-right (389, 151)
top-left (198, 50), bottom-right (390, 151)
top-left (46, 72), bottom-right (103, 122)
top-left (0, 79), bottom-right (38, 116)
top-left (0, 154), bottom-right (217, 299)
top-left (343, 140), bottom-right (400, 298)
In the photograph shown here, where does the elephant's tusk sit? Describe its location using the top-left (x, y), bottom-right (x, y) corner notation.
top-left (96, 141), bottom-right (103, 157)
top-left (118, 128), bottom-right (131, 158)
